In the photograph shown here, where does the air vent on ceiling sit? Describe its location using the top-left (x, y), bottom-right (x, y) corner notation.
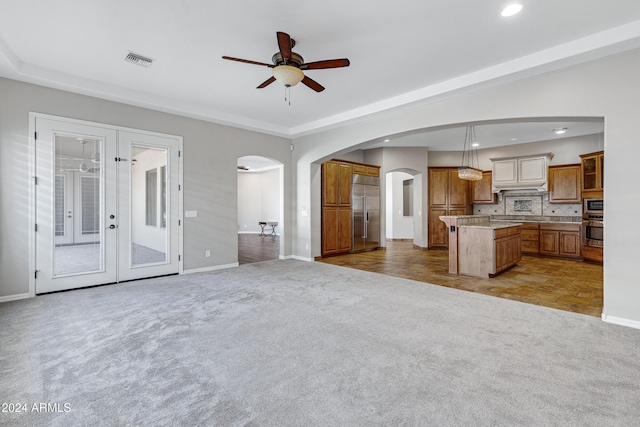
top-left (125, 52), bottom-right (154, 68)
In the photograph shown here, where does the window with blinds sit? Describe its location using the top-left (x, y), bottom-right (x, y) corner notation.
top-left (80, 176), bottom-right (100, 234)
top-left (146, 169), bottom-right (158, 226)
top-left (55, 175), bottom-right (65, 236)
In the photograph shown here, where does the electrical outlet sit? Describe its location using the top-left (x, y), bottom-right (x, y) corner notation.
top-left (205, 250), bottom-right (210, 257)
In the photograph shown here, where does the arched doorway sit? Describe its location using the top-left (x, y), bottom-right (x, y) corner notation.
top-left (237, 155), bottom-right (283, 264)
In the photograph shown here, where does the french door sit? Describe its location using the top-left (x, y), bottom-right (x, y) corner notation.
top-left (35, 116), bottom-right (180, 294)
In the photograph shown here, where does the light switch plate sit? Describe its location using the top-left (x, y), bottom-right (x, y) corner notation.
top-left (185, 210), bottom-right (198, 218)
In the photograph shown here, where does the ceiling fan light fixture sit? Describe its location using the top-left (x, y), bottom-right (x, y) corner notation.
top-left (272, 65), bottom-right (304, 87)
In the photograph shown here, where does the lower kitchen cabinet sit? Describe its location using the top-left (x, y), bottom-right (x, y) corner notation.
top-left (429, 207), bottom-right (469, 248)
top-left (521, 223), bottom-right (540, 254)
top-left (539, 223), bottom-right (581, 258)
top-left (582, 245), bottom-right (603, 263)
top-left (495, 227), bottom-right (522, 274)
top-left (322, 207), bottom-right (352, 255)
top-left (458, 225), bottom-right (521, 277)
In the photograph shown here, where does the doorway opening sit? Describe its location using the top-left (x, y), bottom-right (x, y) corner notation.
top-left (237, 155), bottom-right (283, 264)
top-left (385, 169), bottom-right (424, 247)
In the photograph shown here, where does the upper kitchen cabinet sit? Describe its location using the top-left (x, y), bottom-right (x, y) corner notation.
top-left (580, 151), bottom-right (604, 198)
top-left (352, 163), bottom-right (380, 177)
top-left (472, 171), bottom-right (497, 204)
top-left (548, 164), bottom-right (581, 204)
top-left (491, 153), bottom-right (554, 193)
top-left (322, 160), bottom-right (352, 207)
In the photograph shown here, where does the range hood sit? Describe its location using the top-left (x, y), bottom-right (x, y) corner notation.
top-left (490, 153), bottom-right (554, 194)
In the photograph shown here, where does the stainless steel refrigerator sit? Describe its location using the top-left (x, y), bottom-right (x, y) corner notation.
top-left (352, 174), bottom-right (380, 252)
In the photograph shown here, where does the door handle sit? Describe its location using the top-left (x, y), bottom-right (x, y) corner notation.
top-left (107, 224), bottom-right (118, 229)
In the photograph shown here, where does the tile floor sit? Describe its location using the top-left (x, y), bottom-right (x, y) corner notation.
top-left (318, 240), bottom-right (603, 317)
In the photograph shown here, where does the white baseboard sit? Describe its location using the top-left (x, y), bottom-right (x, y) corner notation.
top-left (601, 313), bottom-right (640, 330)
top-left (182, 263), bottom-right (239, 274)
top-left (291, 255), bottom-right (314, 262)
top-left (279, 255), bottom-right (294, 260)
top-left (0, 293), bottom-right (32, 303)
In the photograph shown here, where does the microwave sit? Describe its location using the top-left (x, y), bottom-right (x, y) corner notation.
top-left (584, 198), bottom-right (604, 214)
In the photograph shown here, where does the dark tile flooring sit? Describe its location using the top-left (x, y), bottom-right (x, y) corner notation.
top-left (318, 240), bottom-right (603, 317)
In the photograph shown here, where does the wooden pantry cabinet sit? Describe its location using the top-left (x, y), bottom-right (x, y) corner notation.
top-left (428, 168), bottom-right (472, 248)
top-left (321, 160), bottom-right (381, 257)
top-left (321, 160), bottom-right (352, 256)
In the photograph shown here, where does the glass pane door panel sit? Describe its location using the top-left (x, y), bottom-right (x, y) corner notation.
top-left (53, 136), bottom-right (103, 276)
top-left (130, 145), bottom-right (168, 266)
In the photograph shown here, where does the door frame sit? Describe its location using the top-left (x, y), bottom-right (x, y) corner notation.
top-left (28, 113), bottom-right (184, 297)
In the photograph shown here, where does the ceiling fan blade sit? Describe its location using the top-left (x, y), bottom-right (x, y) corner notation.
top-left (301, 58), bottom-right (350, 70)
top-left (276, 31), bottom-right (292, 62)
top-left (301, 76), bottom-right (325, 92)
top-left (222, 56), bottom-right (274, 68)
top-left (257, 76), bottom-right (276, 89)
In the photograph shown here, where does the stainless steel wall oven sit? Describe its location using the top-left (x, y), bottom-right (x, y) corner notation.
top-left (583, 216), bottom-right (603, 247)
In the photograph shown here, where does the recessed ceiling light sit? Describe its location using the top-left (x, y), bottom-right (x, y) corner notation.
top-left (472, 143), bottom-right (480, 147)
top-left (553, 128), bottom-right (567, 135)
top-left (501, 4), bottom-right (523, 17)
top-left (511, 138), bottom-right (518, 141)
top-left (384, 139), bottom-right (390, 142)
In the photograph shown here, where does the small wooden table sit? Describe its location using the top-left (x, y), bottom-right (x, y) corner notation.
top-left (258, 221), bottom-right (278, 236)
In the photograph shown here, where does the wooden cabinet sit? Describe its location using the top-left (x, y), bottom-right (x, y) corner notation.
top-left (321, 159), bottom-right (380, 257)
top-left (457, 225), bottom-right (521, 277)
top-left (521, 223), bottom-right (540, 254)
top-left (352, 163), bottom-right (380, 177)
top-left (321, 160), bottom-right (353, 256)
top-left (322, 160), bottom-right (352, 207)
top-left (472, 171), bottom-right (497, 204)
top-left (549, 164), bottom-right (581, 203)
top-left (539, 223), bottom-right (581, 258)
top-left (582, 245), bottom-right (603, 264)
top-left (580, 151), bottom-right (604, 198)
top-left (495, 227), bottom-right (522, 274)
top-left (428, 168), bottom-right (472, 248)
top-left (322, 207), bottom-right (352, 254)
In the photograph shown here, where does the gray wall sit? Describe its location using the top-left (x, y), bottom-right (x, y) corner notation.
top-left (0, 77), bottom-right (292, 298)
top-left (292, 48), bottom-right (640, 326)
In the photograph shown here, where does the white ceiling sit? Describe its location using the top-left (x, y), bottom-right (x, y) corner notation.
top-left (1, 1), bottom-right (639, 141)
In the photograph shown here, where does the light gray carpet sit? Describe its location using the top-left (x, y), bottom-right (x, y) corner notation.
top-left (1, 260), bottom-right (639, 426)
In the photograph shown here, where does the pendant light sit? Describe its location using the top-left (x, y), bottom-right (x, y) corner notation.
top-left (457, 125), bottom-right (483, 181)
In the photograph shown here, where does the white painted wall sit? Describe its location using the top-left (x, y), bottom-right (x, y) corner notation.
top-left (237, 168), bottom-right (281, 234)
top-left (292, 48), bottom-right (640, 326)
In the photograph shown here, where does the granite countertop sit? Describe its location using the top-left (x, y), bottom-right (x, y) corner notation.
top-left (490, 215), bottom-right (582, 224)
top-left (459, 221), bottom-right (523, 230)
top-left (495, 219), bottom-right (579, 224)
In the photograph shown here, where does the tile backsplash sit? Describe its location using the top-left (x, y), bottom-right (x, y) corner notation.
top-left (474, 191), bottom-right (581, 219)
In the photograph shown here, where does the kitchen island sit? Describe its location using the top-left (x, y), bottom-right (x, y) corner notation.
top-left (439, 215), bottom-right (522, 278)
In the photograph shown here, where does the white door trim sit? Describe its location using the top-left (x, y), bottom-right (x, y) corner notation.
top-left (29, 112), bottom-right (184, 297)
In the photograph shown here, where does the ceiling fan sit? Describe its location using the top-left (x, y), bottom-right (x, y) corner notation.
top-left (222, 31), bottom-right (350, 93)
